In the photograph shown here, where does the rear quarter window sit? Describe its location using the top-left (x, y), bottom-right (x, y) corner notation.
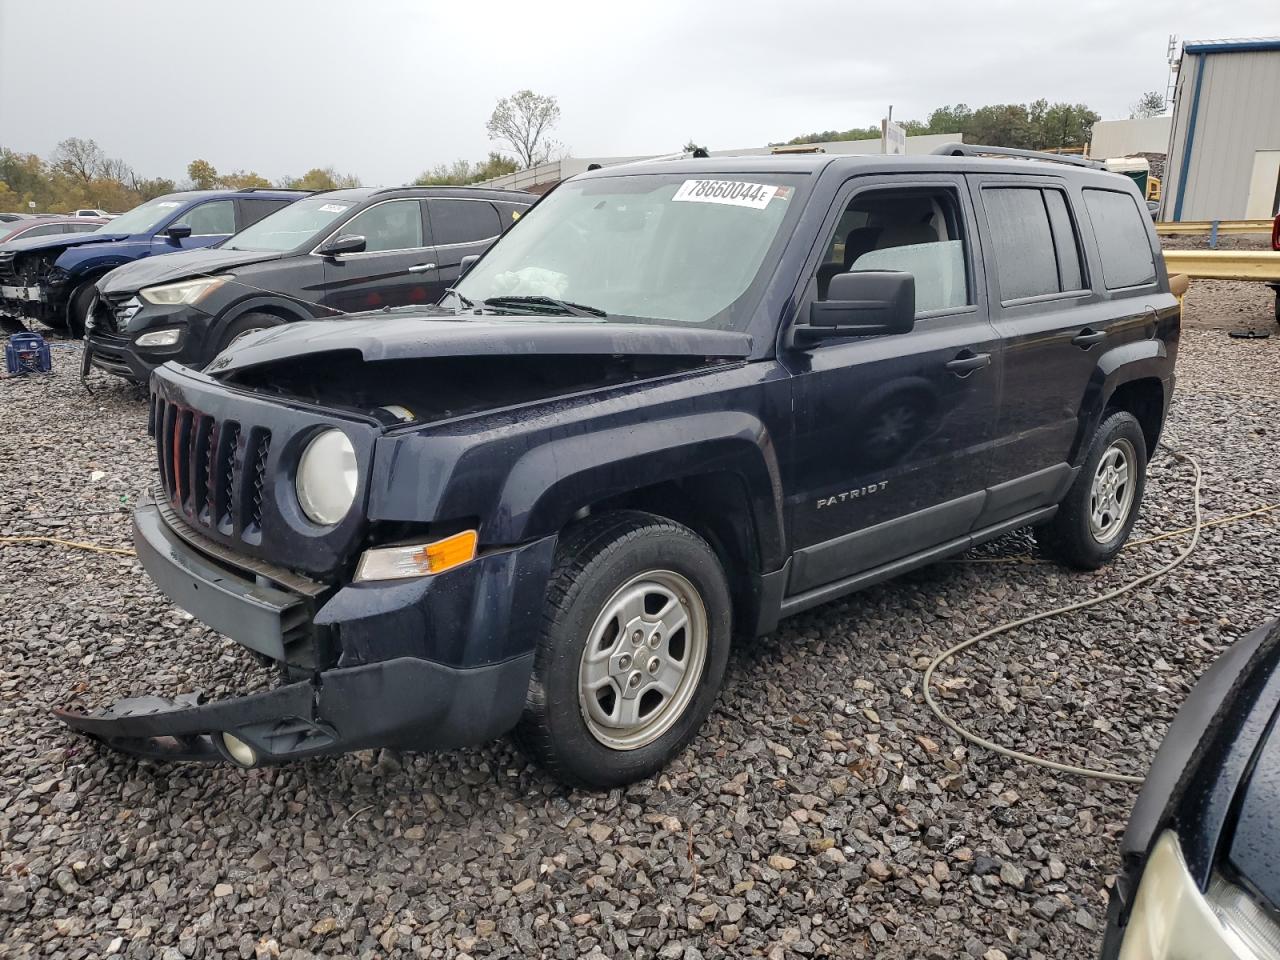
top-left (1083, 188), bottom-right (1156, 289)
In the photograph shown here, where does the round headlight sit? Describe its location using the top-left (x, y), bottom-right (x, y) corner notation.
top-left (296, 429), bottom-right (358, 525)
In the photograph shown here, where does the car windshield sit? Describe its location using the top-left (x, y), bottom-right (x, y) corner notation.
top-left (95, 196), bottom-right (188, 235)
top-left (452, 173), bottom-right (802, 330)
top-left (225, 195), bottom-right (358, 252)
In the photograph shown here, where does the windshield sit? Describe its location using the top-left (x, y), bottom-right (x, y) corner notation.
top-left (453, 173), bottom-right (801, 330)
top-left (225, 195), bottom-right (358, 252)
top-left (94, 196), bottom-right (188, 235)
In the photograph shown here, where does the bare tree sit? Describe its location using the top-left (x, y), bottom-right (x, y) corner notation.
top-left (1129, 91), bottom-right (1166, 119)
top-left (486, 90), bottom-right (562, 169)
top-left (51, 137), bottom-right (108, 183)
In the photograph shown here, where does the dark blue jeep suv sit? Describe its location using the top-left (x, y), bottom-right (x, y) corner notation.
top-left (0, 188), bottom-right (304, 336)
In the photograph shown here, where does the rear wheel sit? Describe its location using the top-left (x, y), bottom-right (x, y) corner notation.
top-left (513, 511), bottom-right (732, 788)
top-left (1039, 410), bottom-right (1147, 570)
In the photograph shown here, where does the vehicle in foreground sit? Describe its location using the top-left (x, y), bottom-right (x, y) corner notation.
top-left (0, 188), bottom-right (305, 337)
top-left (85, 186), bottom-right (532, 382)
top-left (1102, 619), bottom-right (1280, 960)
top-left (57, 147), bottom-right (1180, 787)
top-left (0, 216), bottom-right (106, 244)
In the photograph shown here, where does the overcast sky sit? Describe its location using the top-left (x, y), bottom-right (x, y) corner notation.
top-left (0, 0), bottom-right (1275, 186)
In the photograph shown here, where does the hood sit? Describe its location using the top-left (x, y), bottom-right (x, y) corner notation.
top-left (0, 229), bottom-right (130, 255)
top-left (98, 246), bottom-right (283, 296)
top-left (207, 316), bottom-right (754, 375)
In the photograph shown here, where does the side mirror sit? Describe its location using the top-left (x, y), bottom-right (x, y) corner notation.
top-left (166, 224), bottom-right (192, 241)
top-left (459, 254), bottom-right (480, 276)
top-left (796, 271), bottom-right (916, 343)
top-left (317, 234), bottom-right (367, 257)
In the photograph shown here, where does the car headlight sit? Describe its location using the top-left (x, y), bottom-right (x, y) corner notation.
top-left (134, 329), bottom-right (182, 348)
top-left (1206, 873), bottom-right (1280, 958)
top-left (295, 429), bottom-right (358, 525)
top-left (140, 275), bottom-right (230, 305)
top-left (1121, 831), bottom-right (1280, 960)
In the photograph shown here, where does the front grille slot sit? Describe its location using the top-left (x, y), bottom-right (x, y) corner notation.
top-left (216, 422), bottom-right (241, 534)
top-left (246, 431), bottom-right (271, 538)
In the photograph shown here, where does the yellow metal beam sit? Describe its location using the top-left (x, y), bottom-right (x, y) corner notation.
top-left (1162, 250), bottom-right (1280, 281)
top-left (1156, 219), bottom-right (1274, 235)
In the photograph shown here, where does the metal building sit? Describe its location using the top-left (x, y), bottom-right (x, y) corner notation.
top-left (1163, 37), bottom-right (1280, 221)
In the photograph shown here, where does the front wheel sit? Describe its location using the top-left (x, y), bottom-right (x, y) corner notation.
top-left (65, 282), bottom-right (98, 339)
top-left (1039, 410), bottom-right (1148, 570)
top-left (513, 511), bottom-right (732, 788)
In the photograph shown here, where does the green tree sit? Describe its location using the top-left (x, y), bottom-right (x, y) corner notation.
top-left (1130, 90), bottom-right (1166, 119)
top-left (487, 90), bottom-right (561, 168)
top-left (219, 170), bottom-right (272, 189)
top-left (277, 167), bottom-right (360, 191)
top-left (187, 158), bottom-right (220, 189)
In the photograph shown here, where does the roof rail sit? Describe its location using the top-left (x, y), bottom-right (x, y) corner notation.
top-left (930, 142), bottom-right (1104, 169)
top-left (234, 187), bottom-right (313, 194)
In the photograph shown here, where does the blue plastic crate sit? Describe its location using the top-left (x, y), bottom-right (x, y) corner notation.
top-left (5, 332), bottom-right (52, 375)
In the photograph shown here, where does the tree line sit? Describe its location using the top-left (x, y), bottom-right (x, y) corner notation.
top-left (0, 137), bottom-right (363, 214)
top-left (783, 100), bottom-right (1104, 151)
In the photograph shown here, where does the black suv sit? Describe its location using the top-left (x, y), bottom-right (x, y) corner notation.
top-left (58, 147), bottom-right (1179, 788)
top-left (85, 186), bottom-right (532, 381)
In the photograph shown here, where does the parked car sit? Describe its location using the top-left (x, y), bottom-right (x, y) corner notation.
top-left (57, 146), bottom-right (1179, 788)
top-left (85, 186), bottom-right (532, 382)
top-left (0, 188), bottom-right (306, 337)
top-left (1102, 619), bottom-right (1280, 959)
top-left (0, 212), bottom-right (30, 223)
top-left (0, 216), bottom-right (106, 244)
top-left (72, 208), bottom-right (111, 218)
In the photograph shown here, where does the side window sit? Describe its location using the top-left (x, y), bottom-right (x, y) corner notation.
top-left (172, 200), bottom-right (236, 236)
top-left (817, 188), bottom-right (970, 314)
top-left (341, 200), bottom-right (424, 253)
top-left (493, 201), bottom-right (530, 232)
top-left (239, 198), bottom-right (288, 230)
top-left (343, 200), bottom-right (427, 253)
top-left (1083, 188), bottom-right (1156, 289)
top-left (65, 222), bottom-right (100, 234)
top-left (982, 188), bottom-right (1060, 301)
top-left (23, 224), bottom-right (66, 238)
top-left (429, 199), bottom-right (501, 245)
top-left (1043, 190), bottom-right (1085, 292)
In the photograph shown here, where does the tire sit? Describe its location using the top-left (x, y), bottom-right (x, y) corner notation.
top-left (513, 511), bottom-right (732, 788)
top-left (214, 312), bottom-right (284, 355)
top-left (64, 281), bottom-right (97, 339)
top-left (1039, 410), bottom-right (1148, 570)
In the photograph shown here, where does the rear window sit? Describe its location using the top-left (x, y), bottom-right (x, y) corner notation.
top-left (1083, 188), bottom-right (1156, 289)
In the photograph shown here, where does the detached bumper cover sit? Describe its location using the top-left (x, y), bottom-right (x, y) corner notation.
top-left (54, 653), bottom-right (534, 763)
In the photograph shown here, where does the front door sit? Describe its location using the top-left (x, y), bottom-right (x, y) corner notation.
top-left (321, 199), bottom-right (440, 313)
top-left (155, 198), bottom-right (236, 252)
top-left (784, 177), bottom-right (1002, 595)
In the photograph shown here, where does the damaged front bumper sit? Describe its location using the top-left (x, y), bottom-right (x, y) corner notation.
top-left (54, 490), bottom-right (549, 765)
top-left (54, 653), bottom-right (534, 765)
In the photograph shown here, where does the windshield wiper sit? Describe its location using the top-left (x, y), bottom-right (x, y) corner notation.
top-left (444, 287), bottom-right (474, 309)
top-left (481, 295), bottom-right (607, 318)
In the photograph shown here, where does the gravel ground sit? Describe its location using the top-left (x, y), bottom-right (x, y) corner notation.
top-left (2, 273), bottom-right (1279, 959)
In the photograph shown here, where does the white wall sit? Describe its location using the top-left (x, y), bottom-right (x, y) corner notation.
top-left (1089, 116), bottom-right (1173, 159)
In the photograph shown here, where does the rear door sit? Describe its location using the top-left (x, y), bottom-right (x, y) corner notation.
top-left (426, 198), bottom-right (504, 290)
top-left (970, 175), bottom-right (1154, 525)
top-left (783, 175), bottom-right (1003, 595)
top-left (320, 199), bottom-right (440, 312)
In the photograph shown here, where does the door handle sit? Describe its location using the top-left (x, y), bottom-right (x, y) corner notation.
top-left (1072, 328), bottom-right (1106, 348)
top-left (944, 351), bottom-right (991, 377)
top-left (408, 262), bottom-right (437, 274)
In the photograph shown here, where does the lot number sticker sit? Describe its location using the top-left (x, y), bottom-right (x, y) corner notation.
top-left (673, 180), bottom-right (778, 209)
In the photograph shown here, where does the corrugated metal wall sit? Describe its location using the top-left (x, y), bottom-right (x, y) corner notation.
top-left (1164, 47), bottom-right (1280, 220)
